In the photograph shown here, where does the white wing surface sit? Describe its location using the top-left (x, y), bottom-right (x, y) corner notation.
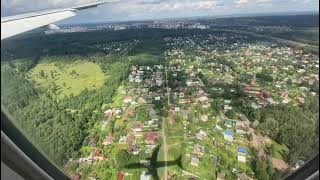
top-left (1, 2), bottom-right (106, 40)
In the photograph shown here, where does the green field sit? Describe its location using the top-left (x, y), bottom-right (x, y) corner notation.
top-left (28, 61), bottom-right (106, 98)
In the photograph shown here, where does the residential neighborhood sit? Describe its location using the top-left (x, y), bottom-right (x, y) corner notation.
top-left (42, 25), bottom-right (318, 180)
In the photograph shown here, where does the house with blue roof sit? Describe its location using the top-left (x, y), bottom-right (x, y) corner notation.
top-left (224, 130), bottom-right (234, 141)
top-left (238, 147), bottom-right (247, 155)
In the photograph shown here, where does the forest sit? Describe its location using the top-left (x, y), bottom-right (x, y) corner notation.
top-left (1, 55), bottom-right (130, 166)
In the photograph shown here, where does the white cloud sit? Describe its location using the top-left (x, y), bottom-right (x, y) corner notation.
top-left (291, 0), bottom-right (318, 4)
top-left (235, 0), bottom-right (249, 8)
top-left (1, 0), bottom-right (318, 21)
top-left (113, 0), bottom-right (223, 14)
top-left (256, 0), bottom-right (271, 3)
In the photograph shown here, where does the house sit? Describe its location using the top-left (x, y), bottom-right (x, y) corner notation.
top-left (92, 149), bottom-right (105, 161)
top-left (147, 119), bottom-right (159, 127)
top-left (272, 158), bottom-right (288, 172)
top-left (128, 134), bottom-right (139, 155)
top-left (197, 93), bottom-right (208, 102)
top-left (266, 97), bottom-right (276, 105)
top-left (150, 114), bottom-right (158, 121)
top-left (224, 130), bottom-right (234, 142)
top-left (179, 98), bottom-right (192, 104)
top-left (123, 96), bottom-right (133, 103)
top-left (238, 147), bottom-right (247, 155)
top-left (104, 109), bottom-right (113, 118)
top-left (217, 173), bottom-right (225, 180)
top-left (215, 124), bottom-right (223, 131)
top-left (175, 107), bottom-right (180, 112)
top-left (173, 73), bottom-right (178, 77)
top-left (236, 129), bottom-right (245, 135)
top-left (279, 91), bottom-right (289, 99)
top-left (119, 136), bottom-right (127, 144)
top-left (236, 121), bottom-right (245, 128)
top-left (200, 115), bottom-right (208, 122)
top-left (196, 129), bottom-right (207, 140)
top-left (282, 99), bottom-right (290, 104)
top-left (145, 132), bottom-right (158, 145)
top-left (78, 157), bottom-right (93, 164)
top-left (115, 109), bottom-right (122, 118)
top-left (179, 92), bottom-right (185, 98)
top-left (118, 172), bottom-right (125, 180)
top-left (238, 155), bottom-right (246, 163)
top-left (186, 79), bottom-right (192, 86)
top-left (103, 134), bottom-right (114, 146)
top-left (138, 97), bottom-right (147, 104)
top-left (94, 149), bottom-right (101, 157)
top-left (135, 78), bottom-right (142, 83)
top-left (155, 78), bottom-right (163, 86)
top-left (297, 97), bottom-right (305, 104)
top-left (190, 156), bottom-right (199, 166)
top-left (149, 108), bottom-right (157, 116)
top-left (193, 144), bottom-right (204, 155)
top-left (251, 102), bottom-right (260, 109)
top-left (250, 78), bottom-right (256, 85)
top-left (192, 81), bottom-right (203, 87)
top-left (73, 174), bottom-right (81, 180)
top-left (224, 119), bottom-right (233, 128)
top-left (140, 171), bottom-right (151, 180)
top-left (155, 96), bottom-right (161, 101)
top-left (224, 105), bottom-right (232, 111)
top-left (133, 122), bottom-right (142, 132)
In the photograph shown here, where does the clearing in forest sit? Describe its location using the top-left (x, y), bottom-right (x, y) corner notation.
top-left (28, 61), bottom-right (106, 98)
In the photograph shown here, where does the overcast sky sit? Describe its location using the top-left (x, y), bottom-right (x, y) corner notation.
top-left (1, 0), bottom-right (319, 23)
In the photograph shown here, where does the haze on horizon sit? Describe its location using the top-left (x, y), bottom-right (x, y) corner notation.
top-left (1, 0), bottom-right (319, 24)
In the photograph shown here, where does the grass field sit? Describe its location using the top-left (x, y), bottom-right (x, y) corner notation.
top-left (28, 61), bottom-right (106, 98)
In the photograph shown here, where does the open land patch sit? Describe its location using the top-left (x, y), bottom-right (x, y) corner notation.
top-left (28, 61), bottom-right (106, 98)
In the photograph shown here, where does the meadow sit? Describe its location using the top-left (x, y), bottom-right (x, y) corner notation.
top-left (28, 61), bottom-right (106, 98)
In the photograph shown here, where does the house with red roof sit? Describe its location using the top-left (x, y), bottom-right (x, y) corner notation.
top-left (133, 122), bottom-right (142, 132)
top-left (145, 132), bottom-right (159, 145)
top-left (123, 96), bottom-right (133, 103)
top-left (179, 98), bottom-right (192, 104)
top-left (118, 172), bottom-right (125, 180)
top-left (73, 174), bottom-right (81, 180)
top-left (103, 134), bottom-right (114, 146)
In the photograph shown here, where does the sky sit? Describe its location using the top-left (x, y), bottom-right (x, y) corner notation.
top-left (1, 0), bottom-right (319, 24)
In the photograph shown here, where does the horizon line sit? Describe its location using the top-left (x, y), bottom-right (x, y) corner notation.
top-left (57, 10), bottom-right (319, 26)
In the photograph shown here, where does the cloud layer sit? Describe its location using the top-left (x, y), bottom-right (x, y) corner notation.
top-left (1, 0), bottom-right (319, 23)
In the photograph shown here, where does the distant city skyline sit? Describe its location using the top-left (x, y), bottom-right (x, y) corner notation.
top-left (1, 0), bottom-right (319, 24)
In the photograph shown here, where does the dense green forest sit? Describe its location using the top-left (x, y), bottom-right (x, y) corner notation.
top-left (1, 55), bottom-right (130, 166)
top-left (1, 28), bottom-right (282, 60)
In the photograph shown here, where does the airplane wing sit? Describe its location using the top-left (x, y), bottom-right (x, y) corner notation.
top-left (1, 1), bottom-right (106, 40)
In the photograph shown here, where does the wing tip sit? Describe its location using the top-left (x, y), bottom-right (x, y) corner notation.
top-left (73, 1), bottom-right (108, 10)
